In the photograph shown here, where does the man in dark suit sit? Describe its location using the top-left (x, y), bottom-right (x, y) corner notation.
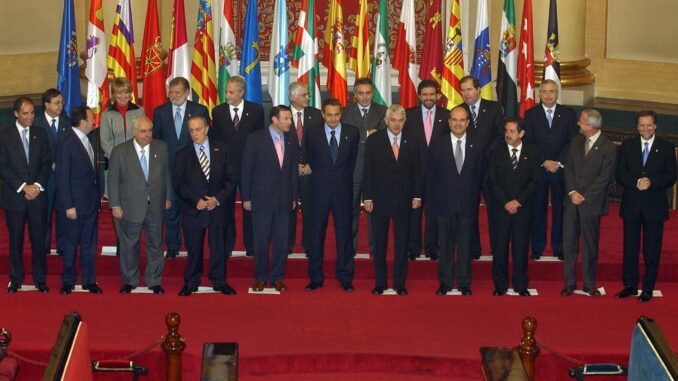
top-left (0, 97), bottom-right (51, 293)
top-left (341, 78), bottom-right (387, 256)
top-left (242, 106), bottom-right (299, 292)
top-left (561, 109), bottom-right (617, 297)
top-left (303, 98), bottom-right (359, 292)
top-left (486, 117), bottom-right (540, 296)
top-left (460, 75), bottom-right (504, 259)
top-left (209, 75), bottom-right (265, 256)
top-left (153, 76), bottom-right (210, 259)
top-left (523, 79), bottom-right (578, 260)
top-left (34, 88), bottom-right (71, 256)
top-left (108, 116), bottom-right (173, 294)
top-left (288, 81), bottom-right (323, 255)
top-left (54, 106), bottom-right (101, 294)
top-left (405, 80), bottom-right (450, 260)
top-left (615, 110), bottom-right (677, 302)
top-left (172, 115), bottom-right (237, 296)
top-left (363, 104), bottom-right (422, 295)
top-left (427, 105), bottom-right (485, 296)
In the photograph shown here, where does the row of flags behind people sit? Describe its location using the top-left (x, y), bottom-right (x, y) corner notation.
top-left (57, 0), bottom-right (562, 125)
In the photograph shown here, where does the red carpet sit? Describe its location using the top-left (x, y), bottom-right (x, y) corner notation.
top-left (1, 204), bottom-right (678, 380)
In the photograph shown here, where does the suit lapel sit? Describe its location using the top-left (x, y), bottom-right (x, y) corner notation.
top-left (11, 127), bottom-right (30, 168)
top-left (71, 132), bottom-right (95, 174)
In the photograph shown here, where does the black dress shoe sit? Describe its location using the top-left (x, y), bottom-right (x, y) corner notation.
top-left (407, 251), bottom-right (419, 261)
top-left (178, 284), bottom-right (197, 296)
top-left (531, 252), bottom-right (542, 260)
top-left (120, 284), bottom-right (136, 294)
top-left (561, 287), bottom-right (575, 297)
top-left (305, 281), bottom-right (324, 291)
top-left (615, 287), bottom-right (638, 299)
top-left (37, 283), bottom-right (49, 293)
top-left (583, 287), bottom-right (601, 297)
top-left (435, 284), bottom-right (451, 295)
top-left (372, 286), bottom-right (384, 295)
top-left (426, 252), bottom-right (439, 261)
top-left (517, 289), bottom-right (531, 297)
top-left (149, 285), bottom-right (165, 295)
top-left (395, 288), bottom-right (408, 296)
top-left (492, 289), bottom-right (507, 296)
top-left (83, 284), bottom-right (103, 294)
top-left (214, 283), bottom-right (236, 295)
top-left (60, 284), bottom-right (74, 294)
top-left (165, 249), bottom-right (179, 259)
top-left (7, 282), bottom-right (21, 294)
top-left (226, 251), bottom-right (232, 258)
top-left (245, 251), bottom-right (254, 257)
top-left (459, 287), bottom-right (472, 296)
top-left (638, 292), bottom-right (652, 302)
top-left (471, 250), bottom-right (481, 260)
top-left (555, 252), bottom-right (564, 261)
top-left (341, 282), bottom-right (354, 292)
top-left (57, 249), bottom-right (64, 257)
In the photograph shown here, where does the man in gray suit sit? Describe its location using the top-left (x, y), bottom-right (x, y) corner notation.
top-left (341, 78), bottom-right (387, 255)
top-left (107, 116), bottom-right (173, 294)
top-left (561, 109), bottom-right (617, 297)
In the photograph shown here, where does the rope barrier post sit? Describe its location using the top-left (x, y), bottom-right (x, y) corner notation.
top-left (518, 316), bottom-right (539, 381)
top-left (161, 312), bottom-right (185, 381)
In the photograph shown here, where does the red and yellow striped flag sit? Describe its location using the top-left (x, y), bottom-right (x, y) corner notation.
top-left (107, 0), bottom-right (137, 103)
top-left (440, 0), bottom-right (464, 109)
top-left (348, 0), bottom-right (370, 79)
top-left (322, 0), bottom-right (348, 105)
top-left (190, 0), bottom-right (218, 114)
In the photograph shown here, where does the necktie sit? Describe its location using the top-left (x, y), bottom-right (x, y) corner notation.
top-left (361, 108), bottom-right (368, 125)
top-left (50, 119), bottom-right (58, 138)
top-left (642, 141), bottom-right (649, 166)
top-left (584, 138), bottom-right (592, 157)
top-left (233, 108), bottom-right (240, 131)
top-left (275, 134), bottom-right (284, 168)
top-left (392, 136), bottom-right (399, 160)
top-left (140, 149), bottom-right (149, 180)
top-left (296, 111), bottom-right (303, 142)
top-left (199, 145), bottom-right (210, 180)
top-left (424, 109), bottom-right (433, 146)
top-left (83, 136), bottom-right (95, 168)
top-left (174, 107), bottom-right (182, 139)
top-left (511, 148), bottom-right (518, 170)
top-left (546, 109), bottom-right (553, 127)
top-left (329, 130), bottom-right (339, 164)
top-left (22, 128), bottom-right (30, 163)
top-left (470, 105), bottom-right (478, 127)
top-left (454, 139), bottom-right (463, 174)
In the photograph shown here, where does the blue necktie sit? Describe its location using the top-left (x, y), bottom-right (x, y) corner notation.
top-left (22, 128), bottom-right (30, 163)
top-left (140, 149), bottom-right (149, 180)
top-left (174, 107), bottom-right (182, 139)
top-left (329, 130), bottom-right (338, 164)
top-left (642, 142), bottom-right (649, 166)
top-left (546, 109), bottom-right (553, 128)
top-left (50, 119), bottom-right (58, 138)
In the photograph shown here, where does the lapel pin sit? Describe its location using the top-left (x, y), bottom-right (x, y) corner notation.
top-left (154, 154), bottom-right (158, 158)
top-left (214, 148), bottom-right (219, 151)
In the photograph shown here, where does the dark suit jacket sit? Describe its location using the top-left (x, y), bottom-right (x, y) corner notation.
top-left (463, 99), bottom-right (504, 151)
top-left (241, 129), bottom-right (299, 213)
top-left (564, 133), bottom-right (617, 216)
top-left (616, 136), bottom-right (677, 222)
top-left (34, 112), bottom-right (71, 161)
top-left (153, 100), bottom-right (211, 167)
top-left (209, 101), bottom-right (265, 181)
top-left (0, 124), bottom-right (51, 210)
top-left (404, 106), bottom-right (450, 174)
top-left (487, 143), bottom-right (541, 221)
top-left (172, 139), bottom-right (236, 228)
top-left (303, 123), bottom-right (359, 203)
top-left (54, 129), bottom-right (100, 214)
top-left (341, 103), bottom-right (387, 183)
top-left (362, 129), bottom-right (422, 216)
top-left (426, 133), bottom-right (484, 218)
top-left (291, 106), bottom-right (323, 163)
top-left (522, 103), bottom-right (578, 164)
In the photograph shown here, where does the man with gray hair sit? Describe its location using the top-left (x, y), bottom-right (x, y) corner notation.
top-left (561, 109), bottom-right (616, 297)
top-left (108, 115), bottom-right (173, 294)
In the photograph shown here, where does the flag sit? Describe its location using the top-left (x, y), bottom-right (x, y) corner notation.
top-left (497, 0), bottom-right (518, 116)
top-left (348, 0), bottom-right (370, 78)
top-left (84, 0), bottom-right (109, 126)
top-left (543, 0), bottom-right (561, 102)
top-left (140, 0), bottom-right (166, 118)
top-left (440, 0), bottom-right (464, 109)
top-left (57, 0), bottom-right (81, 114)
top-left (292, 0), bottom-right (322, 109)
top-left (322, 0), bottom-right (349, 106)
top-left (268, 0), bottom-right (290, 106)
top-left (370, 0), bottom-right (391, 106)
top-left (418, 0), bottom-right (443, 86)
top-left (107, 0), bottom-right (138, 103)
top-left (393, 0), bottom-right (419, 109)
top-left (217, 0), bottom-right (238, 104)
top-left (517, 0), bottom-right (535, 117)
top-left (190, 0), bottom-right (218, 112)
top-left (240, 0), bottom-right (263, 104)
top-left (167, 0), bottom-right (190, 85)
top-left (471, 0), bottom-right (492, 100)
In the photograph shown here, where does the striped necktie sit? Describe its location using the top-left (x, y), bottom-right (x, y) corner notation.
top-left (199, 145), bottom-right (210, 180)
